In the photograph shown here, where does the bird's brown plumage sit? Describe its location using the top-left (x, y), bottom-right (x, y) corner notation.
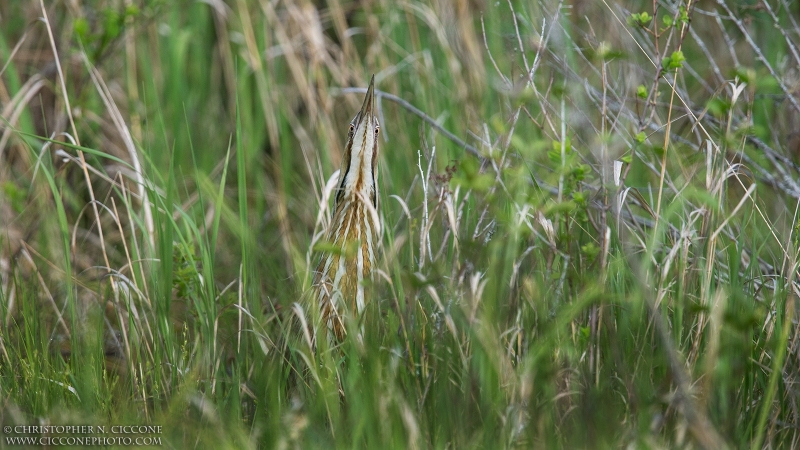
top-left (313, 75), bottom-right (380, 341)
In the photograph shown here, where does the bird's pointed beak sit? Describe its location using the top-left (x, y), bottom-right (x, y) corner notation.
top-left (358, 75), bottom-right (375, 124)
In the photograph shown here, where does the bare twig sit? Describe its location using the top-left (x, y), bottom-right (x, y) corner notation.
top-left (335, 87), bottom-right (482, 159)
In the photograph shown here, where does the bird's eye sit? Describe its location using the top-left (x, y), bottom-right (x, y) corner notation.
top-left (349, 124), bottom-right (355, 133)
top-left (374, 126), bottom-right (380, 135)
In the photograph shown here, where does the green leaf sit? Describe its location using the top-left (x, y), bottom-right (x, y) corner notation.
top-left (734, 66), bottom-right (756, 84)
top-left (581, 242), bottom-right (600, 260)
top-left (74, 18), bottom-right (90, 41)
top-left (103, 9), bottom-right (122, 40)
top-left (663, 50), bottom-right (686, 70)
top-left (636, 85), bottom-right (648, 99)
top-left (572, 164), bottom-right (591, 182)
top-left (573, 191), bottom-right (587, 206)
top-left (2, 181), bottom-right (26, 214)
top-left (597, 42), bottom-right (623, 61)
top-left (125, 4), bottom-right (140, 17)
top-left (544, 200), bottom-right (578, 215)
top-left (453, 157), bottom-right (495, 192)
top-left (628, 12), bottom-right (652, 27)
top-left (679, 5), bottom-right (689, 23)
top-left (551, 138), bottom-right (572, 154)
top-left (313, 240), bottom-right (359, 258)
top-left (706, 97), bottom-right (731, 117)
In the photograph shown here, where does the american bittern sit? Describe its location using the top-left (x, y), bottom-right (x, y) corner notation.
top-left (313, 75), bottom-right (380, 341)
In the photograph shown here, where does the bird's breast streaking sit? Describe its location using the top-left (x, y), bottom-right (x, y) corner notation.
top-left (314, 75), bottom-right (380, 341)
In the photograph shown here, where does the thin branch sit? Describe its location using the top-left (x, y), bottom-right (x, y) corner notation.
top-left (334, 87), bottom-right (482, 159)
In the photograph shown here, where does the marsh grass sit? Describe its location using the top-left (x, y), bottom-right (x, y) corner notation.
top-left (1, 0), bottom-right (800, 448)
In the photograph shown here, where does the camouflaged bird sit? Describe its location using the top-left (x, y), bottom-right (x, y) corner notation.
top-left (312, 75), bottom-right (380, 342)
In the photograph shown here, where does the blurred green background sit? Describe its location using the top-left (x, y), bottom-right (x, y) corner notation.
top-left (1, 0), bottom-right (799, 448)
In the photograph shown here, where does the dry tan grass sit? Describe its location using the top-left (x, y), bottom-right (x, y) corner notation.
top-left (1, 0), bottom-right (800, 447)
